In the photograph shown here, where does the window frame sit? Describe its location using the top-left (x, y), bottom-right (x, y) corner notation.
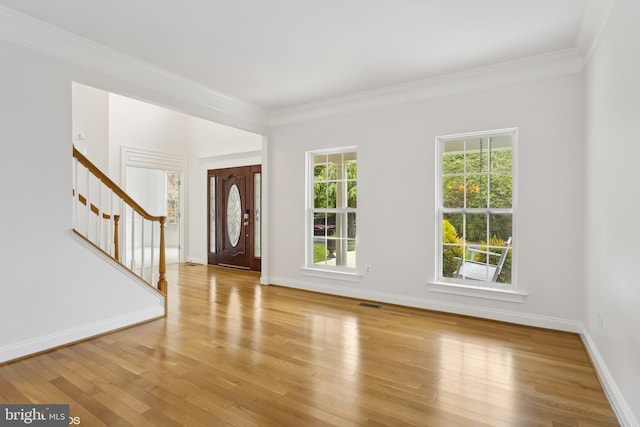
top-left (303, 146), bottom-right (360, 280)
top-left (433, 128), bottom-right (524, 300)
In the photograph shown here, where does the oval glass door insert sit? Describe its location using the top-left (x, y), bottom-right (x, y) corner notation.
top-left (226, 184), bottom-right (242, 247)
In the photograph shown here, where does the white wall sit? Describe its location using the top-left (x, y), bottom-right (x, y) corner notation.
top-left (71, 82), bottom-right (109, 171)
top-left (0, 40), bottom-right (164, 363)
top-left (109, 93), bottom-right (189, 183)
top-left (584, 0), bottom-right (640, 424)
top-left (268, 72), bottom-right (586, 330)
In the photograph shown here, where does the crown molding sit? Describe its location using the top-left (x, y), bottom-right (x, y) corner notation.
top-left (121, 146), bottom-right (187, 172)
top-left (0, 4), bottom-right (607, 132)
top-left (270, 49), bottom-right (585, 126)
top-left (197, 149), bottom-right (263, 165)
top-left (0, 5), bottom-right (269, 134)
top-left (575, 0), bottom-right (617, 62)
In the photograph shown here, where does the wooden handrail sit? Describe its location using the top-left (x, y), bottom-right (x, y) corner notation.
top-left (73, 147), bottom-right (164, 222)
top-left (72, 147), bottom-right (167, 298)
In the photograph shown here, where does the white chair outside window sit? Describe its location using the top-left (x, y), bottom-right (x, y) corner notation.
top-left (455, 237), bottom-right (512, 283)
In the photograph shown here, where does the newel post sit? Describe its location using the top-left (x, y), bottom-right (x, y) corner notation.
top-left (157, 216), bottom-right (168, 296)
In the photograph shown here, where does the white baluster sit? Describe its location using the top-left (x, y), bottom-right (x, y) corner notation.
top-left (108, 188), bottom-right (113, 257)
top-left (141, 218), bottom-right (146, 278)
top-left (130, 208), bottom-right (135, 270)
top-left (150, 219), bottom-right (155, 284)
top-left (72, 157), bottom-right (79, 229)
top-left (86, 170), bottom-right (91, 239)
top-left (97, 179), bottom-right (102, 248)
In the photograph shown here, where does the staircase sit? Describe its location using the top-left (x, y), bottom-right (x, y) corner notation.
top-left (71, 147), bottom-right (168, 301)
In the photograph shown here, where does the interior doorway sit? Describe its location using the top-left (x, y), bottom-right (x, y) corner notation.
top-left (208, 165), bottom-right (261, 271)
top-left (125, 167), bottom-right (183, 265)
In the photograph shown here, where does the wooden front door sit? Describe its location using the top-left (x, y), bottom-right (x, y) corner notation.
top-left (207, 165), bottom-right (261, 271)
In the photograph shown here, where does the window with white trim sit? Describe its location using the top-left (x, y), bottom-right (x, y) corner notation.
top-left (437, 129), bottom-right (516, 287)
top-left (306, 148), bottom-right (357, 270)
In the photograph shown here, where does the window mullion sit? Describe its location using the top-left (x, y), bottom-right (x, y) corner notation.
top-left (486, 137), bottom-right (491, 253)
top-left (463, 139), bottom-right (468, 254)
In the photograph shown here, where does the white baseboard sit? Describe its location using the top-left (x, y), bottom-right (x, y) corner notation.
top-left (0, 306), bottom-right (164, 364)
top-left (580, 330), bottom-right (639, 427)
top-left (269, 275), bottom-right (638, 425)
top-left (268, 276), bottom-right (582, 332)
top-left (259, 275), bottom-right (271, 285)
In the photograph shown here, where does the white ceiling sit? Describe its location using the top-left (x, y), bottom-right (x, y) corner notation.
top-left (0, 1), bottom-right (596, 111)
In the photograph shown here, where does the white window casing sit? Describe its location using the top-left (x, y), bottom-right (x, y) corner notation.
top-left (431, 128), bottom-right (527, 303)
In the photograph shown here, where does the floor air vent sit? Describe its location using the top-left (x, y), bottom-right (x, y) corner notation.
top-left (358, 302), bottom-right (381, 309)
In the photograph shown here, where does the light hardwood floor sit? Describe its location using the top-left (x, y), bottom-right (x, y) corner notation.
top-left (0, 264), bottom-right (618, 426)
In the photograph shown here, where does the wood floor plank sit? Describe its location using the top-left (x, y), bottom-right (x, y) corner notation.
top-left (0, 264), bottom-right (619, 426)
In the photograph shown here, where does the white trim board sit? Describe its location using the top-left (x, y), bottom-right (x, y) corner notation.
top-left (0, 306), bottom-right (163, 364)
top-left (575, 0), bottom-right (617, 62)
top-left (270, 49), bottom-right (585, 126)
top-left (197, 150), bottom-right (263, 169)
top-left (269, 276), bottom-right (637, 425)
top-left (581, 330), bottom-right (638, 427)
top-left (2, 234), bottom-right (165, 364)
top-left (268, 276), bottom-right (582, 333)
top-left (0, 5), bottom-right (269, 134)
top-left (121, 146), bottom-right (187, 172)
top-left (268, 276), bottom-right (636, 424)
top-left (0, 3), bottom-right (611, 131)
top-left (428, 282), bottom-right (527, 304)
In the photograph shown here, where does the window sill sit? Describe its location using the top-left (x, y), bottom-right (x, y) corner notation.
top-left (300, 266), bottom-right (363, 282)
top-left (428, 280), bottom-right (527, 303)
